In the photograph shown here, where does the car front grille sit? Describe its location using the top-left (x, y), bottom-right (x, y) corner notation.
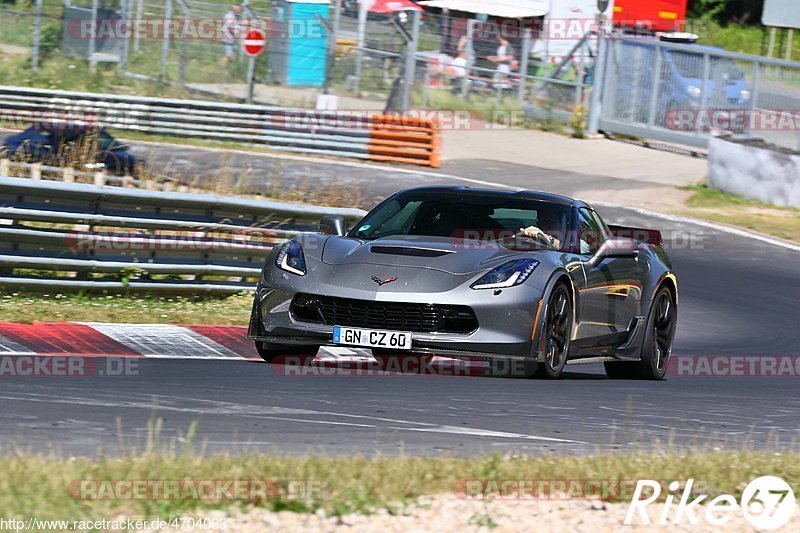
top-left (291, 293), bottom-right (478, 334)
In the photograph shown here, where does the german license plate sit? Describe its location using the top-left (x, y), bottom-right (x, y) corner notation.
top-left (332, 326), bottom-right (412, 350)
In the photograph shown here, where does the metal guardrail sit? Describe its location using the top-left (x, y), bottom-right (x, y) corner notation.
top-left (0, 176), bottom-right (367, 293)
top-left (0, 86), bottom-right (441, 167)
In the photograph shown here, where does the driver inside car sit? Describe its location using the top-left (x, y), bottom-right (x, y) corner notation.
top-left (518, 211), bottom-right (563, 249)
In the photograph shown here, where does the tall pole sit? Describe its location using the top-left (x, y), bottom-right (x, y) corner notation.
top-left (517, 28), bottom-right (532, 103)
top-left (119, 0), bottom-right (130, 72)
top-left (354, 0), bottom-right (370, 93)
top-left (401, 10), bottom-right (421, 112)
top-left (162, 0), bottom-right (173, 80)
top-left (89, 0), bottom-right (98, 60)
top-left (587, 11), bottom-right (607, 135)
top-left (134, 0), bottom-right (143, 51)
top-left (323, 0), bottom-right (342, 94)
top-left (31, 0), bottom-right (42, 71)
top-left (767, 27), bottom-right (777, 58)
top-left (246, 55), bottom-right (256, 103)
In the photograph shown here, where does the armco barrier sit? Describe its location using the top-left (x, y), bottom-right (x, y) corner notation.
top-left (0, 176), bottom-right (367, 293)
top-left (0, 86), bottom-right (441, 168)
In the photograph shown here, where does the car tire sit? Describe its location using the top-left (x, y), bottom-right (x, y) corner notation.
top-left (254, 341), bottom-right (319, 364)
top-left (637, 286), bottom-right (677, 380)
top-left (604, 286), bottom-right (676, 380)
top-left (534, 283), bottom-right (572, 379)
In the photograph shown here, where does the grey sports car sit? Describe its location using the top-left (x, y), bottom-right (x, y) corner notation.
top-left (248, 187), bottom-right (678, 379)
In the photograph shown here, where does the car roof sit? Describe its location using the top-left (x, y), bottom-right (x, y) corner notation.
top-left (396, 186), bottom-right (589, 208)
top-left (31, 124), bottom-right (97, 133)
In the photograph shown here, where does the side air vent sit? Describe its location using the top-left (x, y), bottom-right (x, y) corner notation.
top-left (369, 246), bottom-right (453, 258)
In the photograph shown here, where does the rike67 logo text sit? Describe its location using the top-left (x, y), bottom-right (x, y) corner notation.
top-left (626, 476), bottom-right (795, 530)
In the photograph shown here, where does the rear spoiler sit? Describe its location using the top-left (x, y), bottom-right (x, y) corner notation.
top-left (607, 225), bottom-right (664, 247)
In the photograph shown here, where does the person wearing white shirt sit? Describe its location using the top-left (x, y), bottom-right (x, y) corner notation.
top-left (222, 4), bottom-right (241, 66)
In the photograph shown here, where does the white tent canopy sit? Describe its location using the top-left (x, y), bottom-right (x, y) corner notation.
top-left (418, 0), bottom-right (549, 19)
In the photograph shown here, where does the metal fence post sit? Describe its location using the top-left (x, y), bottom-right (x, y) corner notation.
top-left (31, 0), bottom-right (43, 71)
top-left (646, 48), bottom-right (662, 127)
top-left (587, 30), bottom-right (607, 135)
top-left (751, 61), bottom-right (761, 110)
top-left (162, 0), bottom-right (173, 80)
top-left (89, 0), bottom-right (98, 60)
top-left (119, 0), bottom-right (130, 72)
top-left (176, 0), bottom-right (189, 85)
top-left (460, 20), bottom-right (475, 98)
top-left (134, 0), bottom-right (143, 51)
top-left (517, 28), bottom-right (531, 103)
top-left (575, 43), bottom-right (587, 108)
top-left (401, 10), bottom-right (421, 112)
top-left (323, 0), bottom-right (342, 95)
top-left (354, 0), bottom-right (369, 93)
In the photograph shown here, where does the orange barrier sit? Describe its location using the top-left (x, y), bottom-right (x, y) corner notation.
top-left (368, 115), bottom-right (441, 168)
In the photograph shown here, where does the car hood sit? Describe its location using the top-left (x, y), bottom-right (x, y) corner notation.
top-left (318, 235), bottom-right (544, 275)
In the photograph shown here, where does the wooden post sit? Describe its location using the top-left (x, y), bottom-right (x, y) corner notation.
top-left (63, 166), bottom-right (75, 183)
top-left (94, 171), bottom-right (106, 186)
top-left (0, 158), bottom-right (9, 176)
top-left (31, 163), bottom-right (42, 180)
top-left (767, 27), bottom-right (777, 58)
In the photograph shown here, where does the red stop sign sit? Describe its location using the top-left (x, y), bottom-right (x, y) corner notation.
top-left (243, 28), bottom-right (267, 57)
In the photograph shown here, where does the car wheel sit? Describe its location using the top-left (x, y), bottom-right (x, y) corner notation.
top-left (638, 287), bottom-right (676, 380)
top-left (534, 284), bottom-right (572, 379)
top-left (605, 287), bottom-right (676, 380)
top-left (254, 341), bottom-right (319, 364)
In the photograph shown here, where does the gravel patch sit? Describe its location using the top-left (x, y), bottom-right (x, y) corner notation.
top-left (151, 495), bottom-right (799, 532)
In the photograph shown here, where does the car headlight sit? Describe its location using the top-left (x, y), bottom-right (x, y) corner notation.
top-left (275, 240), bottom-right (307, 276)
top-left (686, 85), bottom-right (702, 99)
top-left (471, 259), bottom-right (540, 290)
top-left (740, 89), bottom-right (751, 101)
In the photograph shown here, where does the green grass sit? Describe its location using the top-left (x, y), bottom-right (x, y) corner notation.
top-left (680, 185), bottom-right (800, 243)
top-left (1, 446), bottom-right (798, 521)
top-left (0, 291), bottom-right (253, 324)
top-left (698, 21), bottom-right (800, 60)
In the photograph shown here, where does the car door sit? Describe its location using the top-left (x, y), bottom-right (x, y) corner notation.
top-left (574, 208), bottom-right (641, 346)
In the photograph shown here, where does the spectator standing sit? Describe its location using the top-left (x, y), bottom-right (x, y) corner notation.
top-left (222, 4), bottom-right (242, 66)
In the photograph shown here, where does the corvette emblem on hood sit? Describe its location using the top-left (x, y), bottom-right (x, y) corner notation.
top-left (371, 275), bottom-right (398, 286)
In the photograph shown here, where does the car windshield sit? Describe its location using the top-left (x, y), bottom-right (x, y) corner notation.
top-left (671, 52), bottom-right (743, 81)
top-left (350, 191), bottom-right (572, 250)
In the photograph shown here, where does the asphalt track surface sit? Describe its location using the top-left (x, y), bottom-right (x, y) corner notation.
top-left (2, 141), bottom-right (800, 456)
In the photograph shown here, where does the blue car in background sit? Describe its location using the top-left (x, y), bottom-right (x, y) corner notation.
top-left (1, 125), bottom-right (140, 175)
top-left (612, 39), bottom-right (752, 127)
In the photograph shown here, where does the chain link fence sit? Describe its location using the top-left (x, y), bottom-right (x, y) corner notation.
top-left (2, 1), bottom-right (593, 121)
top-left (4, 1), bottom-right (800, 150)
top-left (598, 37), bottom-right (800, 151)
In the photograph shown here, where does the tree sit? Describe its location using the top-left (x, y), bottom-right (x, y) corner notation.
top-left (689, 0), bottom-right (766, 25)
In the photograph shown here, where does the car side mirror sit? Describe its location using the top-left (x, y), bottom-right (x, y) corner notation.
top-left (589, 237), bottom-right (638, 266)
top-left (319, 215), bottom-right (346, 236)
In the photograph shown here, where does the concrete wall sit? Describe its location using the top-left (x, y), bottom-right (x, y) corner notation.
top-left (708, 136), bottom-right (800, 208)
